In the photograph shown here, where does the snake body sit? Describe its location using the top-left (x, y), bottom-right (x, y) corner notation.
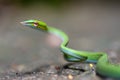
top-left (21, 20), bottom-right (120, 78)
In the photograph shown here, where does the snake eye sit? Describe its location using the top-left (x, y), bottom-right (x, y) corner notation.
top-left (34, 22), bottom-right (39, 27)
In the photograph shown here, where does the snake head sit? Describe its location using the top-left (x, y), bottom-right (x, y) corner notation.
top-left (20, 20), bottom-right (47, 30)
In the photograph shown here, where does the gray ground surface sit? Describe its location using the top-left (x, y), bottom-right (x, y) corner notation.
top-left (0, 1), bottom-right (120, 80)
top-left (0, 61), bottom-right (118, 80)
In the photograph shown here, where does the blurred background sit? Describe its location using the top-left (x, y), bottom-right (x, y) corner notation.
top-left (0, 0), bottom-right (120, 73)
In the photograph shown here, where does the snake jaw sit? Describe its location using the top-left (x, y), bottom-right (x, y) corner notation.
top-left (20, 21), bottom-right (32, 26)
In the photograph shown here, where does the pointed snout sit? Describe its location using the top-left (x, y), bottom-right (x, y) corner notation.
top-left (20, 21), bottom-right (27, 25)
top-left (20, 21), bottom-right (31, 26)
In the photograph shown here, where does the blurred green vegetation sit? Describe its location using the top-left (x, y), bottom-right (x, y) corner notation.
top-left (0, 0), bottom-right (71, 7)
top-left (1, 0), bottom-right (118, 8)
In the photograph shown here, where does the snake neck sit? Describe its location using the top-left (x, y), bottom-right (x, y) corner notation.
top-left (47, 26), bottom-right (86, 60)
top-left (47, 26), bottom-right (69, 46)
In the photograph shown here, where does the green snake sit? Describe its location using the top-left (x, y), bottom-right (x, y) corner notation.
top-left (21, 20), bottom-right (120, 78)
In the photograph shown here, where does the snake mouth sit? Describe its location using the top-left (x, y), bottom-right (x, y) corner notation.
top-left (20, 21), bottom-right (35, 29)
top-left (20, 21), bottom-right (26, 24)
top-left (20, 21), bottom-right (30, 26)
